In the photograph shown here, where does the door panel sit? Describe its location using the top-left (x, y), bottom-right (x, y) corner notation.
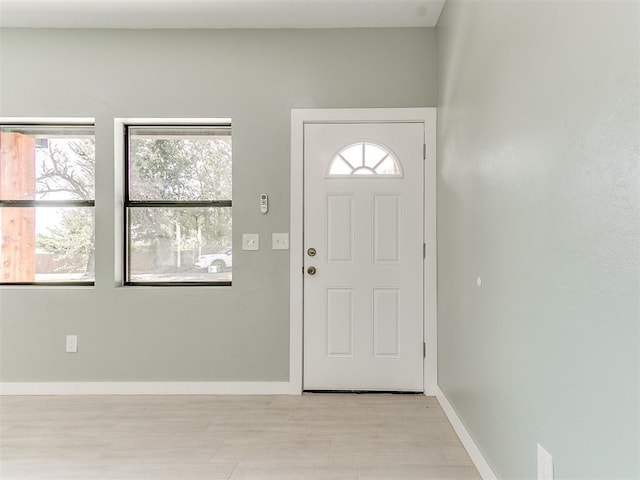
top-left (326, 288), bottom-right (354, 357)
top-left (303, 122), bottom-right (424, 391)
top-left (373, 288), bottom-right (400, 357)
top-left (326, 194), bottom-right (354, 263)
top-left (373, 194), bottom-right (401, 263)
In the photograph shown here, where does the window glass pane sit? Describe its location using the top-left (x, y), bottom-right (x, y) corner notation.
top-left (0, 206), bottom-right (95, 283)
top-left (0, 126), bottom-right (95, 201)
top-left (340, 144), bottom-right (363, 168)
top-left (364, 143), bottom-right (388, 168)
top-left (128, 206), bottom-right (232, 283)
top-left (376, 157), bottom-right (400, 175)
top-left (128, 126), bottom-right (231, 202)
top-left (328, 156), bottom-right (353, 175)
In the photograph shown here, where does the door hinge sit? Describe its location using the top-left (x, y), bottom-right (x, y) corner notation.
top-left (423, 243), bottom-right (426, 258)
top-left (423, 342), bottom-right (426, 358)
top-left (423, 144), bottom-right (426, 160)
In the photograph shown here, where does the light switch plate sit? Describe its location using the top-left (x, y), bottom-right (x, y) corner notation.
top-left (242, 233), bottom-right (260, 251)
top-left (272, 233), bottom-right (289, 250)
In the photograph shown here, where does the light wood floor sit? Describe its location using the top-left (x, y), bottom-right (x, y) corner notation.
top-left (0, 394), bottom-right (481, 479)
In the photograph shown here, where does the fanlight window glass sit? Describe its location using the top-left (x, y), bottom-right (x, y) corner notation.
top-left (328, 142), bottom-right (402, 177)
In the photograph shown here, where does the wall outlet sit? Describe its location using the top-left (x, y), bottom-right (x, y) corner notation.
top-left (537, 444), bottom-right (554, 480)
top-left (65, 335), bottom-right (78, 353)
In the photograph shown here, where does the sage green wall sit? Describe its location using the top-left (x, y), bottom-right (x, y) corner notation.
top-left (0, 27), bottom-right (437, 381)
top-left (437, 1), bottom-right (639, 479)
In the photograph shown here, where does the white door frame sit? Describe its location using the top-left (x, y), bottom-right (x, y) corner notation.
top-left (289, 108), bottom-right (437, 395)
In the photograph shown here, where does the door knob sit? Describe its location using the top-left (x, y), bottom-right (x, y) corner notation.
top-left (307, 266), bottom-right (317, 275)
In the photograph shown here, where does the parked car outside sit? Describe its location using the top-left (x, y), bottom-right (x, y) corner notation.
top-left (195, 248), bottom-right (232, 272)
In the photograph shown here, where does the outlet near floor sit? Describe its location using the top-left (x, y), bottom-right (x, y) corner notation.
top-left (65, 335), bottom-right (78, 353)
top-left (537, 443), bottom-right (554, 480)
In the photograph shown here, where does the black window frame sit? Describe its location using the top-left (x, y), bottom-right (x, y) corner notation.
top-left (0, 123), bottom-right (96, 287)
top-left (123, 123), bottom-right (233, 287)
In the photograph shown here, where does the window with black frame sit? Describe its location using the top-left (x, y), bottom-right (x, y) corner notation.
top-left (124, 125), bottom-right (232, 286)
top-left (0, 123), bottom-right (95, 285)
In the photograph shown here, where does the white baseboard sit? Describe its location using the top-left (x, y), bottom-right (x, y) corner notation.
top-left (434, 387), bottom-right (498, 480)
top-left (0, 381), bottom-right (299, 396)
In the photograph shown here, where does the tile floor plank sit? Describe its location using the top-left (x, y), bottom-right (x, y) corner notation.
top-left (0, 394), bottom-right (479, 480)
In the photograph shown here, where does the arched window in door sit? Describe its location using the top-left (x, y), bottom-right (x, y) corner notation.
top-left (327, 142), bottom-right (403, 177)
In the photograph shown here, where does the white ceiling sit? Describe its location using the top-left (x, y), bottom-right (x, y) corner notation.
top-left (0, 0), bottom-right (446, 29)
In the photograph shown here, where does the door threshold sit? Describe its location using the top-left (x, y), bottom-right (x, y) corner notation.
top-left (303, 390), bottom-right (423, 395)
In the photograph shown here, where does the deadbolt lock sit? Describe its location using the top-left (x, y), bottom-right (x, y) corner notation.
top-left (307, 247), bottom-right (316, 257)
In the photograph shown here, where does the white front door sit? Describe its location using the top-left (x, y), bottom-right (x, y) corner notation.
top-left (303, 122), bottom-right (424, 391)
